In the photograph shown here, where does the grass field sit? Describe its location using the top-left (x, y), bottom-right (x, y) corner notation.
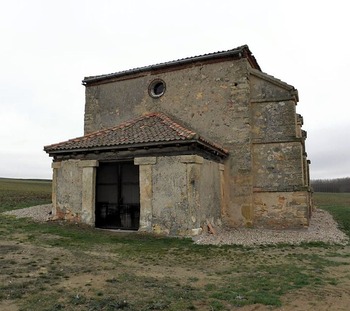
top-left (0, 178), bottom-right (51, 213)
top-left (314, 192), bottom-right (350, 237)
top-left (0, 179), bottom-right (350, 311)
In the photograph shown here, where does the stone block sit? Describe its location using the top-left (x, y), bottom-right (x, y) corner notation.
top-left (134, 157), bottom-right (157, 166)
top-left (78, 160), bottom-right (99, 168)
top-left (51, 162), bottom-right (61, 169)
top-left (180, 155), bottom-right (204, 164)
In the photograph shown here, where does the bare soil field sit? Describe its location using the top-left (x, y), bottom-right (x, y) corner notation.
top-left (0, 179), bottom-right (350, 310)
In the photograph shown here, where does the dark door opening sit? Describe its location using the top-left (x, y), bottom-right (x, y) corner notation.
top-left (95, 162), bottom-right (140, 230)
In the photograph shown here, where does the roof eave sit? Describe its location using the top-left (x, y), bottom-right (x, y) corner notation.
top-left (45, 139), bottom-right (229, 159)
top-left (82, 45), bottom-right (261, 85)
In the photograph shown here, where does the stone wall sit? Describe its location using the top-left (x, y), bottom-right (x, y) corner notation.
top-left (252, 142), bottom-right (304, 191)
top-left (82, 58), bottom-right (311, 229)
top-left (252, 100), bottom-right (297, 143)
top-left (52, 160), bottom-right (83, 221)
top-left (84, 59), bottom-right (250, 143)
top-left (84, 59), bottom-right (252, 227)
top-left (249, 69), bottom-right (310, 227)
top-left (137, 155), bottom-right (222, 235)
top-left (52, 159), bottom-right (98, 224)
top-left (253, 191), bottom-right (310, 228)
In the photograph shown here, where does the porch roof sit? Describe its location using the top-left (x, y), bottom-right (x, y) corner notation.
top-left (44, 113), bottom-right (229, 158)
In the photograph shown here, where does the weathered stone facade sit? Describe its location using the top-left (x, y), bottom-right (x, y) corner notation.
top-left (45, 45), bottom-right (312, 234)
top-left (136, 155), bottom-right (222, 235)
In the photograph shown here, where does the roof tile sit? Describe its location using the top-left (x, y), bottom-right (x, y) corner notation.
top-left (44, 113), bottom-right (228, 156)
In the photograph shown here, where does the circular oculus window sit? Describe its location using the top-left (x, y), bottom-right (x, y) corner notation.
top-left (149, 79), bottom-right (166, 98)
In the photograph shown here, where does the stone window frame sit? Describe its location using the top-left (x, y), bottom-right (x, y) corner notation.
top-left (148, 79), bottom-right (166, 98)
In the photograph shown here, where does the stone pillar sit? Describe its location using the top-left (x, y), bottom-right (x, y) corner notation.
top-left (79, 160), bottom-right (99, 225)
top-left (51, 162), bottom-right (61, 217)
top-left (180, 155), bottom-right (203, 228)
top-left (134, 157), bottom-right (157, 232)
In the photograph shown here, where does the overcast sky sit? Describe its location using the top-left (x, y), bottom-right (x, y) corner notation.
top-left (1, 0), bottom-right (349, 180)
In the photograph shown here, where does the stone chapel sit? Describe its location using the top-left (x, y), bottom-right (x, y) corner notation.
top-left (44, 45), bottom-right (312, 235)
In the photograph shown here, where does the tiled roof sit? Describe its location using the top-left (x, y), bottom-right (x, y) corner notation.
top-left (44, 113), bottom-right (228, 157)
top-left (82, 45), bottom-right (260, 85)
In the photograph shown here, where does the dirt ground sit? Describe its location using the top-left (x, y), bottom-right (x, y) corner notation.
top-left (1, 232), bottom-right (350, 311)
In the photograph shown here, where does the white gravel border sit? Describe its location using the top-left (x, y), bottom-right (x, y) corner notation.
top-left (2, 205), bottom-right (349, 246)
top-left (195, 209), bottom-right (349, 246)
top-left (3, 204), bottom-right (52, 222)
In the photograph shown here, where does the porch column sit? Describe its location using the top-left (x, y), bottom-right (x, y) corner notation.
top-left (134, 157), bottom-right (157, 232)
top-left (180, 154), bottom-right (203, 215)
top-left (79, 160), bottom-right (99, 225)
top-left (51, 161), bottom-right (62, 217)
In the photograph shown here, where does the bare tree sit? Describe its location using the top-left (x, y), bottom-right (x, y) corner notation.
top-left (311, 178), bottom-right (350, 193)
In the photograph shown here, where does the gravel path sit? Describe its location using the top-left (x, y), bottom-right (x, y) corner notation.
top-left (2, 205), bottom-right (349, 246)
top-left (3, 204), bottom-right (52, 222)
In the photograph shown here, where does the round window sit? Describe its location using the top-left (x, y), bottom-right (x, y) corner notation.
top-left (149, 79), bottom-right (166, 98)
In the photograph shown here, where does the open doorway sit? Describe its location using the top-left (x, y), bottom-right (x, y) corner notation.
top-left (95, 162), bottom-right (140, 230)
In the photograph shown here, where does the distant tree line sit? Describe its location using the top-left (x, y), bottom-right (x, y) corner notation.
top-left (311, 177), bottom-right (350, 193)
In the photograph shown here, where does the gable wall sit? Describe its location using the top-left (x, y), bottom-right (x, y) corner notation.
top-left (84, 59), bottom-right (250, 144)
top-left (85, 58), bottom-right (253, 227)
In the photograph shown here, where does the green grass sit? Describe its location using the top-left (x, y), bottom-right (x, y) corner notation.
top-left (1, 218), bottom-right (347, 310)
top-left (0, 183), bottom-right (350, 310)
top-left (0, 178), bottom-right (52, 212)
top-left (314, 192), bottom-right (350, 237)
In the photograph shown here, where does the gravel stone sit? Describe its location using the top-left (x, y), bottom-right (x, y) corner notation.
top-left (3, 205), bottom-right (349, 246)
top-left (195, 209), bottom-right (349, 246)
top-left (3, 204), bottom-right (52, 222)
